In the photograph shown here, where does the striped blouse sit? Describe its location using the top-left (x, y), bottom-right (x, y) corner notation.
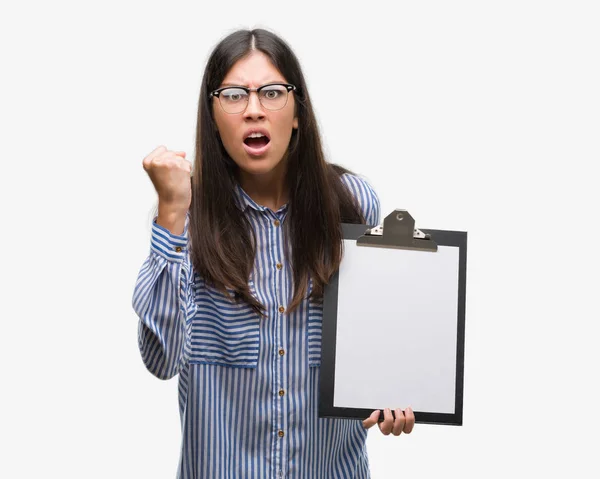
top-left (132, 172), bottom-right (381, 478)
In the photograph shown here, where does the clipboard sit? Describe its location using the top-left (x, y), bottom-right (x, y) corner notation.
top-left (319, 210), bottom-right (467, 426)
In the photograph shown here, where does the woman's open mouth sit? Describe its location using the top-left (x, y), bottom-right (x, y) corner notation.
top-left (243, 132), bottom-right (271, 156)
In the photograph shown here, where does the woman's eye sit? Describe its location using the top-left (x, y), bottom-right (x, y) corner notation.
top-left (223, 89), bottom-right (246, 102)
top-left (265, 90), bottom-right (279, 99)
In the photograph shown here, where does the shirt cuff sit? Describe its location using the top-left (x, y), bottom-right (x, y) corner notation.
top-left (150, 215), bottom-right (189, 262)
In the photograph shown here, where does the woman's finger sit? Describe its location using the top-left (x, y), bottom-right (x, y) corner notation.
top-left (403, 407), bottom-right (415, 434)
top-left (362, 410), bottom-right (380, 429)
top-left (378, 408), bottom-right (394, 435)
top-left (143, 145), bottom-right (167, 170)
top-left (392, 408), bottom-right (406, 436)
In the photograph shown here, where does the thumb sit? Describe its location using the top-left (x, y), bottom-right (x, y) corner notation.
top-left (173, 151), bottom-right (186, 158)
top-left (362, 410), bottom-right (380, 429)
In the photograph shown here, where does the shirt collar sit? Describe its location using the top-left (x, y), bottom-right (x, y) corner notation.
top-left (234, 182), bottom-right (288, 215)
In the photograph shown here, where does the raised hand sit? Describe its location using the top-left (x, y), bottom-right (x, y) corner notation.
top-left (142, 145), bottom-right (192, 235)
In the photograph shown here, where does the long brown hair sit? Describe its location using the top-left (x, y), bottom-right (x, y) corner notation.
top-left (189, 28), bottom-right (365, 316)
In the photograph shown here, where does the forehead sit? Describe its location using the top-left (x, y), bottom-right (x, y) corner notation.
top-left (221, 51), bottom-right (287, 87)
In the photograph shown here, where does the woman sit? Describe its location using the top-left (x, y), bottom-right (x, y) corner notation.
top-left (133, 28), bottom-right (414, 478)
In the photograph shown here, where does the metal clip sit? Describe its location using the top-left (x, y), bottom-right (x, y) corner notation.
top-left (357, 209), bottom-right (437, 252)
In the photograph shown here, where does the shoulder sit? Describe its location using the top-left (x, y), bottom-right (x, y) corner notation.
top-left (339, 172), bottom-right (381, 226)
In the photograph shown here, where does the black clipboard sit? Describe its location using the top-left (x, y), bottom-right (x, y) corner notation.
top-left (319, 210), bottom-right (467, 426)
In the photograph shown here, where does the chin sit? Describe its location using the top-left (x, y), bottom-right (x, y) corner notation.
top-left (238, 155), bottom-right (284, 177)
top-left (241, 163), bottom-right (277, 177)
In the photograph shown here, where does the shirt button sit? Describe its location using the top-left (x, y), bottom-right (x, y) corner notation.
top-left (276, 263), bottom-right (283, 270)
top-left (175, 246), bottom-right (182, 252)
top-left (274, 219), bottom-right (280, 227)
top-left (279, 389), bottom-right (285, 397)
top-left (278, 348), bottom-right (285, 356)
top-left (278, 430), bottom-right (285, 438)
top-left (278, 306), bottom-right (285, 313)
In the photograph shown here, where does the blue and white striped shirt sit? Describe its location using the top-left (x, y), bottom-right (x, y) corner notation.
top-left (132, 173), bottom-right (381, 478)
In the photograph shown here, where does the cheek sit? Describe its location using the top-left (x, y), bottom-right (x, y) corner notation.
top-left (215, 117), bottom-right (239, 150)
top-left (222, 128), bottom-right (238, 148)
top-left (273, 112), bottom-right (296, 144)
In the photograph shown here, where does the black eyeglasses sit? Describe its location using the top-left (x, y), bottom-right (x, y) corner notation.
top-left (209, 83), bottom-right (296, 114)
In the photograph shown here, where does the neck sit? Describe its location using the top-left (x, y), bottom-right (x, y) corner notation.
top-left (238, 159), bottom-right (289, 211)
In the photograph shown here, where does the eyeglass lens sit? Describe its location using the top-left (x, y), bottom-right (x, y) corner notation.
top-left (219, 85), bottom-right (289, 113)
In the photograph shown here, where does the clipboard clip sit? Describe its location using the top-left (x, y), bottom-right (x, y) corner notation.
top-left (357, 209), bottom-right (438, 252)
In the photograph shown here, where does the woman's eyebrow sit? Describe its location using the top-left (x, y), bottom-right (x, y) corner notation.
top-left (220, 80), bottom-right (285, 87)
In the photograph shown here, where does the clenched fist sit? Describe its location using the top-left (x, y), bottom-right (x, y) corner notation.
top-left (143, 145), bottom-right (192, 235)
top-left (143, 145), bottom-right (192, 212)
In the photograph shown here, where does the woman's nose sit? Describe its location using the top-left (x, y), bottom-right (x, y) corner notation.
top-left (243, 92), bottom-right (265, 119)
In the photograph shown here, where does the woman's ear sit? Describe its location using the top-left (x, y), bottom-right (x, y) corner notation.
top-left (293, 116), bottom-right (298, 129)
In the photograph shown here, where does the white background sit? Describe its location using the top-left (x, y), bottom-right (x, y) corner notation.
top-left (1, 1), bottom-right (599, 478)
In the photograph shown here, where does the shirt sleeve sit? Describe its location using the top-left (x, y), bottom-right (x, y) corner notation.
top-left (340, 173), bottom-right (382, 226)
top-left (131, 213), bottom-right (197, 380)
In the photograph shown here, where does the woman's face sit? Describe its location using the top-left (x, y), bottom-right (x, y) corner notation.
top-left (213, 51), bottom-right (298, 178)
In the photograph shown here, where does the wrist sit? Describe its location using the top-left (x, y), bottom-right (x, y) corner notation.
top-left (156, 207), bottom-right (187, 236)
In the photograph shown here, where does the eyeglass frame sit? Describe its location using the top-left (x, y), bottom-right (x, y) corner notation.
top-left (209, 83), bottom-right (297, 114)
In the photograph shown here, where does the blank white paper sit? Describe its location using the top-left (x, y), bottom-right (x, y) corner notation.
top-left (333, 241), bottom-right (460, 413)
